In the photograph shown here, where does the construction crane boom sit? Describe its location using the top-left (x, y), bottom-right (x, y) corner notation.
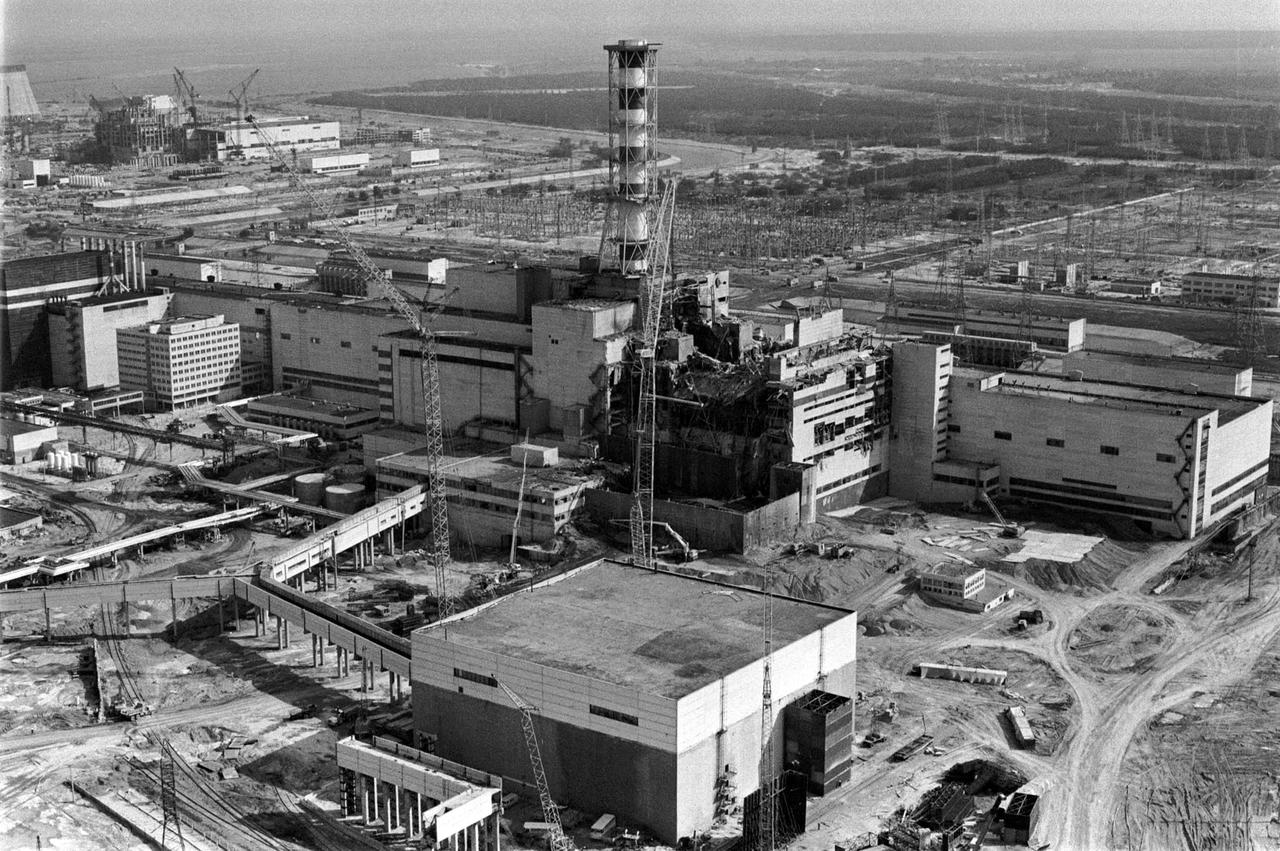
top-left (630, 182), bottom-right (678, 572)
top-left (495, 677), bottom-right (575, 851)
top-left (227, 69), bottom-right (261, 157)
top-left (245, 113), bottom-right (454, 618)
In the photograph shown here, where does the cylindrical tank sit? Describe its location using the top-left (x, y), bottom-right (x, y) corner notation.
top-left (324, 483), bottom-right (365, 514)
top-left (70, 453), bottom-right (83, 469)
top-left (294, 472), bottom-right (327, 506)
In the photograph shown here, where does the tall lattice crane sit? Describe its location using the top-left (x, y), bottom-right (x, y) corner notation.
top-left (495, 677), bottom-right (575, 851)
top-left (758, 564), bottom-right (776, 851)
top-left (630, 182), bottom-right (677, 571)
top-left (227, 69), bottom-right (260, 157)
top-left (246, 114), bottom-right (456, 618)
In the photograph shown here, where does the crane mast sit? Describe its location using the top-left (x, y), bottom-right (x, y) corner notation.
top-left (758, 564), bottom-right (776, 851)
top-left (245, 114), bottom-right (454, 619)
top-left (227, 69), bottom-right (260, 157)
top-left (495, 678), bottom-right (575, 851)
top-left (630, 182), bottom-right (677, 571)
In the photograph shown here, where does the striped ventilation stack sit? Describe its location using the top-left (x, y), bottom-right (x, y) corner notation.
top-left (603, 40), bottom-right (658, 276)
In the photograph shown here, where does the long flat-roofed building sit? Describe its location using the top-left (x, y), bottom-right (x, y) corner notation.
top-left (1061, 350), bottom-right (1252, 396)
top-left (891, 341), bottom-right (1272, 537)
top-left (192, 116), bottom-right (341, 161)
top-left (1181, 270), bottom-right (1280, 307)
top-left (886, 303), bottom-right (1086, 352)
top-left (412, 559), bottom-right (857, 842)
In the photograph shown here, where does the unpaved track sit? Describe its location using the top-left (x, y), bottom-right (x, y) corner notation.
top-left (964, 536), bottom-right (1280, 849)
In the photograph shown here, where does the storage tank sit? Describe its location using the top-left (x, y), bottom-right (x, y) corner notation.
top-left (324, 483), bottom-right (365, 514)
top-left (294, 473), bottom-right (327, 505)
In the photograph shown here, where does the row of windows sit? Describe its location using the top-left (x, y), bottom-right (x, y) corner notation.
top-left (1211, 459), bottom-right (1270, 498)
top-left (816, 463), bottom-right (881, 496)
top-left (452, 667), bottom-right (497, 687)
top-left (968, 427), bottom-right (1180, 462)
top-left (1008, 486), bottom-right (1175, 522)
top-left (589, 704), bottom-right (639, 726)
top-left (1008, 477), bottom-right (1174, 510)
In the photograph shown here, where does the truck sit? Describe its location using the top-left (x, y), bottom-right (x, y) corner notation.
top-left (889, 733), bottom-right (934, 762)
top-left (590, 814), bottom-right (617, 840)
top-left (1006, 705), bottom-right (1036, 749)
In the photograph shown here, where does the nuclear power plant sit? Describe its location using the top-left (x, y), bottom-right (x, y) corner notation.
top-left (2, 16), bottom-right (1280, 851)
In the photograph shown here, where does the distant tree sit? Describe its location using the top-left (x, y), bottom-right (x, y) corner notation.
top-left (547, 136), bottom-right (575, 158)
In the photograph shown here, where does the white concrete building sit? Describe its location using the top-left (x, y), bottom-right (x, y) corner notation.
top-left (1061, 351), bottom-right (1252, 397)
top-left (144, 253), bottom-right (223, 283)
top-left (48, 291), bottom-right (172, 391)
top-left (1181, 271), bottom-right (1280, 307)
top-left (299, 152), bottom-right (369, 174)
top-left (202, 117), bottom-right (340, 161)
top-left (889, 341), bottom-right (1272, 538)
top-left (375, 443), bottom-right (602, 546)
top-left (412, 559), bottom-right (858, 842)
top-left (528, 300), bottom-right (634, 438)
top-left (887, 304), bottom-right (1087, 352)
top-left (336, 736), bottom-right (501, 847)
top-left (117, 315), bottom-right (242, 410)
top-left (393, 148), bottom-right (441, 168)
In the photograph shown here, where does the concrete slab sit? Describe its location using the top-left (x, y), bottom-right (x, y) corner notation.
top-left (1001, 530), bottom-right (1104, 564)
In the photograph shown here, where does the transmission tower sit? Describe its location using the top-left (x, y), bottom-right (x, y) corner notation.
top-left (934, 104), bottom-right (950, 146)
top-left (160, 749), bottom-right (185, 850)
top-left (1232, 267), bottom-right (1267, 364)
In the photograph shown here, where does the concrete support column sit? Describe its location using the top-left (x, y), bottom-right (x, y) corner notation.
top-left (361, 774), bottom-right (371, 824)
top-left (388, 671), bottom-right (394, 695)
top-left (44, 606), bottom-right (51, 641)
top-left (332, 557), bottom-right (339, 589)
top-left (370, 777), bottom-right (380, 825)
top-left (283, 619), bottom-right (290, 647)
top-left (124, 602), bottom-right (131, 635)
top-left (171, 599), bottom-right (179, 639)
top-left (275, 615), bottom-right (283, 650)
top-left (311, 634), bottom-right (318, 667)
top-left (392, 783), bottom-right (401, 830)
top-left (231, 594), bottom-right (239, 628)
top-left (319, 639), bottom-right (326, 665)
top-left (217, 596), bottom-right (224, 634)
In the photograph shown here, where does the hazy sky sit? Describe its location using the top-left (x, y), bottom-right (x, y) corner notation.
top-left (3, 0), bottom-right (1276, 96)
top-left (5, 0), bottom-right (1278, 51)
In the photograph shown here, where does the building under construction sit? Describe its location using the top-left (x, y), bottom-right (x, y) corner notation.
top-left (411, 558), bottom-right (858, 842)
top-left (91, 94), bottom-right (183, 167)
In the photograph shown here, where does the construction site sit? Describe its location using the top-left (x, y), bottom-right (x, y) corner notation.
top-left (4, 20), bottom-right (1280, 851)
